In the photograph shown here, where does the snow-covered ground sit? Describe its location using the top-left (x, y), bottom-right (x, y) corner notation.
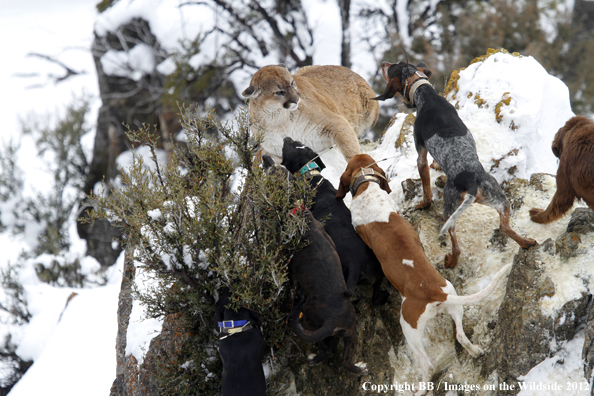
top-left (1, 1), bottom-right (592, 395)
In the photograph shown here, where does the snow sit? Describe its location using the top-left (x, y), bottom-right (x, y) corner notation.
top-left (8, 256), bottom-right (123, 396)
top-left (100, 43), bottom-right (156, 81)
top-left (518, 332), bottom-right (589, 396)
top-left (0, 1), bottom-right (592, 395)
top-left (125, 259), bottom-right (163, 365)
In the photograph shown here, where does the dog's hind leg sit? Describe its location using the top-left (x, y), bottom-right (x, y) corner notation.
top-left (341, 330), bottom-right (368, 375)
top-left (371, 275), bottom-right (389, 306)
top-left (415, 147), bottom-right (433, 210)
top-left (443, 282), bottom-right (483, 357)
top-left (442, 187), bottom-right (462, 268)
top-left (498, 202), bottom-right (537, 248)
top-left (308, 339), bottom-right (332, 365)
top-left (400, 310), bottom-right (434, 396)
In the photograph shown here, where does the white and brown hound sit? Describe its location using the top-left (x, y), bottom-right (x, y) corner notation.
top-left (373, 60), bottom-right (536, 268)
top-left (337, 154), bottom-right (512, 395)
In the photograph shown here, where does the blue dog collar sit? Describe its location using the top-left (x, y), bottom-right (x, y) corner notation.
top-left (218, 319), bottom-right (249, 329)
top-left (296, 162), bottom-right (320, 176)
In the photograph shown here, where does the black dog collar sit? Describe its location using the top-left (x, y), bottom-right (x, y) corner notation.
top-left (349, 168), bottom-right (386, 196)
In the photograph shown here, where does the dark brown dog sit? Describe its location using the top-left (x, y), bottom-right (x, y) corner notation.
top-left (261, 155), bottom-right (366, 375)
top-left (530, 116), bottom-right (594, 223)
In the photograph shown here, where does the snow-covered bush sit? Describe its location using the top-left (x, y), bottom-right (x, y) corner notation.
top-left (88, 106), bottom-right (316, 394)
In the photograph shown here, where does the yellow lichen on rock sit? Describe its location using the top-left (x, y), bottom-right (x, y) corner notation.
top-left (495, 92), bottom-right (512, 123)
top-left (490, 148), bottom-right (519, 176)
top-left (395, 114), bottom-right (416, 149)
top-left (442, 69), bottom-right (462, 100)
top-left (442, 48), bottom-right (523, 100)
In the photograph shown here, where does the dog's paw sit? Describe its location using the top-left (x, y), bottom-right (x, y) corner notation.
top-left (523, 237), bottom-right (537, 248)
top-left (307, 353), bottom-right (319, 366)
top-left (307, 351), bottom-right (331, 366)
top-left (468, 344), bottom-right (484, 358)
top-left (444, 253), bottom-right (458, 268)
top-left (529, 208), bottom-right (545, 222)
top-left (414, 200), bottom-right (432, 211)
top-left (354, 362), bottom-right (368, 376)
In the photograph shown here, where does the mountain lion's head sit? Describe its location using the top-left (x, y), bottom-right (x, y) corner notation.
top-left (242, 64), bottom-right (301, 111)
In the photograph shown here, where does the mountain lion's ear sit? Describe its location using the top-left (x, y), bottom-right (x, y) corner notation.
top-left (242, 86), bottom-right (258, 98)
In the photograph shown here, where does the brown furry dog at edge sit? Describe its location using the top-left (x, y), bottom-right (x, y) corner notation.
top-left (530, 116), bottom-right (594, 223)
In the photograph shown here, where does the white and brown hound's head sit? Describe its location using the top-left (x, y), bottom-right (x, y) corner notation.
top-left (336, 154), bottom-right (391, 199)
top-left (373, 61), bottom-right (433, 102)
top-left (242, 64), bottom-right (301, 111)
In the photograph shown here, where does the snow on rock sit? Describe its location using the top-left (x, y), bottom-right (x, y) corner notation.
top-left (518, 332), bottom-right (589, 396)
top-left (124, 259), bottom-right (163, 365)
top-left (100, 43), bottom-right (157, 81)
top-left (446, 51), bottom-right (574, 181)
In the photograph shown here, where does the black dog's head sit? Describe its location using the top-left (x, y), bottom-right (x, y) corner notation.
top-left (214, 287), bottom-right (262, 328)
top-left (281, 137), bottom-right (326, 174)
top-left (373, 61), bottom-right (433, 102)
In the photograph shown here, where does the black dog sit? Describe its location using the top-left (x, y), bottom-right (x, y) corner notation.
top-left (281, 137), bottom-right (388, 305)
top-left (374, 60), bottom-right (536, 268)
top-left (215, 288), bottom-right (266, 396)
top-left (262, 155), bottom-right (366, 375)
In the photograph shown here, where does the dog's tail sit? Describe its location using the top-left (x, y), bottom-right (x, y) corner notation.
top-left (290, 297), bottom-right (340, 344)
top-left (446, 264), bottom-right (512, 306)
top-left (439, 172), bottom-right (478, 235)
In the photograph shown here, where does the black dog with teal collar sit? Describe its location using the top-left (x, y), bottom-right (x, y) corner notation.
top-left (281, 137), bottom-right (388, 305)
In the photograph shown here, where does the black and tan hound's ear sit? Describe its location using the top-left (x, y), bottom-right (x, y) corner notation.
top-left (372, 78), bottom-right (401, 101)
top-left (335, 170), bottom-right (351, 200)
top-left (416, 62), bottom-right (433, 79)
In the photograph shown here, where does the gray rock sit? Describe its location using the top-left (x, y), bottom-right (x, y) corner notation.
top-left (401, 178), bottom-right (422, 202)
top-left (555, 232), bottom-right (582, 260)
top-left (110, 252), bottom-right (136, 396)
top-left (554, 293), bottom-right (589, 343)
top-left (566, 208), bottom-right (594, 235)
top-left (483, 246), bottom-right (553, 392)
top-left (583, 298), bottom-right (594, 393)
top-left (503, 178), bottom-right (529, 211)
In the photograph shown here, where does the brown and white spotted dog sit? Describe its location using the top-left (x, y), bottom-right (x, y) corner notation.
top-left (337, 154), bottom-right (512, 395)
top-left (373, 60), bottom-right (536, 268)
